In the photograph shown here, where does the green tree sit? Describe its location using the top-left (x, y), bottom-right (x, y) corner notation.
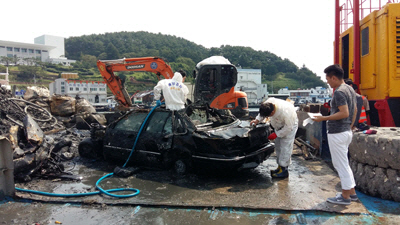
top-left (11, 55), bottom-right (19, 66)
top-left (170, 57), bottom-right (196, 79)
top-left (98, 52), bottom-right (107, 60)
top-left (0, 56), bottom-right (14, 66)
top-left (106, 43), bottom-right (120, 59)
top-left (80, 54), bottom-right (97, 69)
top-left (17, 65), bottom-right (46, 81)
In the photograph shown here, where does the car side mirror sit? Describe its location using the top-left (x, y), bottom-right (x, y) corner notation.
top-left (193, 70), bottom-right (196, 79)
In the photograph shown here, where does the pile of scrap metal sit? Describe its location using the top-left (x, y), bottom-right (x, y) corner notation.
top-left (0, 86), bottom-right (104, 182)
top-left (294, 137), bottom-right (318, 160)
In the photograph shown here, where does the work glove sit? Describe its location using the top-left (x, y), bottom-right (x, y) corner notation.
top-left (156, 100), bottom-right (161, 106)
top-left (268, 132), bottom-right (277, 140)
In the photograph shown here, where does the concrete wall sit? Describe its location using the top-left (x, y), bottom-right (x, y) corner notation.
top-left (34, 35), bottom-right (65, 58)
top-left (0, 46), bottom-right (5, 56)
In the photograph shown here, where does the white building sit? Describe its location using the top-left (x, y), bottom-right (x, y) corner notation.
top-left (235, 69), bottom-right (268, 105)
top-left (0, 66), bottom-right (10, 89)
top-left (278, 86), bottom-right (332, 104)
top-left (0, 35), bottom-right (75, 66)
top-left (49, 78), bottom-right (108, 107)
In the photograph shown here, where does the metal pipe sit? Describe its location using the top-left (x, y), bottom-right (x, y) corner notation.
top-left (353, 0), bottom-right (361, 86)
top-left (296, 138), bottom-right (317, 152)
top-left (335, 0), bottom-right (341, 64)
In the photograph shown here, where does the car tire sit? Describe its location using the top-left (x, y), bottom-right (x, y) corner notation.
top-left (174, 158), bottom-right (191, 175)
top-left (78, 138), bottom-right (96, 158)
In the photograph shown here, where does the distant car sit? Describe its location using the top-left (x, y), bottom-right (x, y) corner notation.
top-left (78, 104), bottom-right (275, 174)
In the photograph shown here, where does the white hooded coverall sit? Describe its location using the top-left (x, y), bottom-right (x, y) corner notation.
top-left (256, 98), bottom-right (298, 167)
top-left (153, 72), bottom-right (189, 111)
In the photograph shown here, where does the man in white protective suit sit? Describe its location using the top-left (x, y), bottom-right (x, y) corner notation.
top-left (250, 97), bottom-right (298, 178)
top-left (153, 70), bottom-right (189, 110)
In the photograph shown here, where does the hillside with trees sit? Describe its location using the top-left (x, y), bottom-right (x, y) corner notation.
top-left (1, 31), bottom-right (327, 94)
top-left (64, 31), bottom-right (327, 93)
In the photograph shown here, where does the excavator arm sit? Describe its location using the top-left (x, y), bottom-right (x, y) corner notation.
top-left (97, 57), bottom-right (174, 108)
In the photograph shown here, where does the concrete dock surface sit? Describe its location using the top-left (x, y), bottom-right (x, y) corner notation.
top-left (1, 149), bottom-right (399, 224)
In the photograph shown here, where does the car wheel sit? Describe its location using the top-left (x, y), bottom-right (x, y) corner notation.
top-left (78, 138), bottom-right (96, 158)
top-left (174, 158), bottom-right (191, 175)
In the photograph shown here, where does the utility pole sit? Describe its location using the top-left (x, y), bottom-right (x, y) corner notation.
top-left (271, 81), bottom-right (274, 94)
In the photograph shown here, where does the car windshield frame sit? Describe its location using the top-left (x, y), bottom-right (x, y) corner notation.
top-left (113, 111), bottom-right (148, 132)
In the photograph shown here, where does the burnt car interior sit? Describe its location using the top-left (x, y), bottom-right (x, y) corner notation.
top-left (185, 104), bottom-right (236, 128)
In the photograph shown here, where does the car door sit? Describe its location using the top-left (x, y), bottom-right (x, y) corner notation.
top-left (103, 111), bottom-right (148, 161)
top-left (134, 111), bottom-right (173, 166)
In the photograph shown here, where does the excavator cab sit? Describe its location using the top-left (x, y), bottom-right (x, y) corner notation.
top-left (194, 64), bottom-right (249, 118)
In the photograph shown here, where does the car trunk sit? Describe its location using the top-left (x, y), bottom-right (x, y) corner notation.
top-left (191, 121), bottom-right (271, 157)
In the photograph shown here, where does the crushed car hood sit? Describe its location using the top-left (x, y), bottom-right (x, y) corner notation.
top-left (201, 120), bottom-right (254, 139)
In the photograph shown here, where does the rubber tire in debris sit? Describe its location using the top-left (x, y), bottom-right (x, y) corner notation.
top-left (174, 159), bottom-right (190, 175)
top-left (78, 138), bottom-right (95, 158)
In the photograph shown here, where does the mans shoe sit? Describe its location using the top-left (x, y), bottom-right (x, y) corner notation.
top-left (350, 194), bottom-right (358, 201)
top-left (271, 167), bottom-right (289, 178)
top-left (270, 166), bottom-right (281, 175)
top-left (327, 193), bottom-right (351, 205)
top-left (336, 192), bottom-right (358, 201)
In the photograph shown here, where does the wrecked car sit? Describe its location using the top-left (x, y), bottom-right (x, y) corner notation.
top-left (78, 104), bottom-right (274, 174)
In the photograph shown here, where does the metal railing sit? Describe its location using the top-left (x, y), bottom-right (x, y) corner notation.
top-left (340, 0), bottom-right (399, 32)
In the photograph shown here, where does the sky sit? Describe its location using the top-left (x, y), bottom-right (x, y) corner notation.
top-left (2, 0), bottom-right (336, 82)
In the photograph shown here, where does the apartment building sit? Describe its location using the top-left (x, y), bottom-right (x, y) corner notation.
top-left (49, 78), bottom-right (107, 107)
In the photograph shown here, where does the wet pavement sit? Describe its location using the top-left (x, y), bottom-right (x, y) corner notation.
top-left (1, 200), bottom-right (397, 225)
top-left (2, 149), bottom-right (400, 224)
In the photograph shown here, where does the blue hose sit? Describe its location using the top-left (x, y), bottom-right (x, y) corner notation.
top-left (16, 103), bottom-right (164, 198)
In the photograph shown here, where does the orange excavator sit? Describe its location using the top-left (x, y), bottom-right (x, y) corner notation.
top-left (97, 57), bottom-right (248, 118)
top-left (97, 57), bottom-right (173, 108)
